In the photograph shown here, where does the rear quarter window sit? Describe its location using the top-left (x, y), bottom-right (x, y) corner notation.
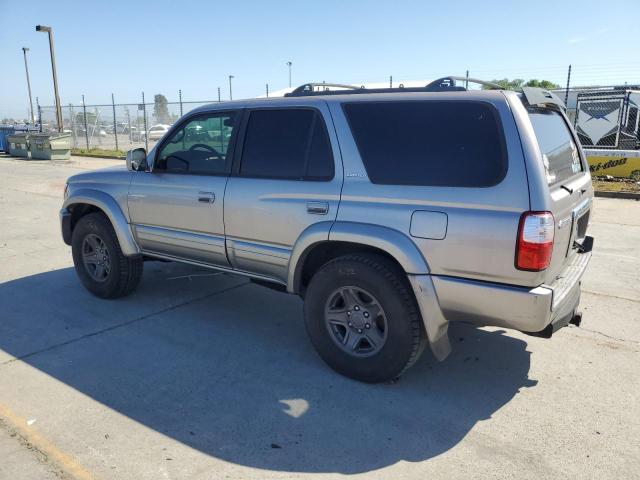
top-left (528, 109), bottom-right (583, 185)
top-left (342, 101), bottom-right (507, 187)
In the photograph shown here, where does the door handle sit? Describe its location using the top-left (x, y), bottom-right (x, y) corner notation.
top-left (306, 201), bottom-right (329, 215)
top-left (198, 191), bottom-right (215, 203)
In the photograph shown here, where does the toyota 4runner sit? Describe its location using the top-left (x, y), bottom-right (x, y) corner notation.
top-left (60, 77), bottom-right (594, 383)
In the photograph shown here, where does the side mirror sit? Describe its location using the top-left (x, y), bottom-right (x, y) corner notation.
top-left (126, 148), bottom-right (148, 171)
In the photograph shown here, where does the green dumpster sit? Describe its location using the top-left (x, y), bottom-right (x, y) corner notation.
top-left (7, 134), bottom-right (30, 158)
top-left (30, 133), bottom-right (71, 160)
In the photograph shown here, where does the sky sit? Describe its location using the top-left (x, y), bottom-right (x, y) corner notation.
top-left (1, 0), bottom-right (639, 119)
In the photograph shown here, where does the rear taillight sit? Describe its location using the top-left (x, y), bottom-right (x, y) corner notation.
top-left (516, 211), bottom-right (555, 271)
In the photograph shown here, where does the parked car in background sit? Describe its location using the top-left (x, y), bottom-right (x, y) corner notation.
top-left (147, 124), bottom-right (171, 140)
top-left (129, 126), bottom-right (146, 142)
top-left (60, 78), bottom-right (594, 383)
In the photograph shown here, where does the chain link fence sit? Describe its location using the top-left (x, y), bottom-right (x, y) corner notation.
top-left (560, 88), bottom-right (640, 150)
top-left (37, 97), bottom-right (218, 154)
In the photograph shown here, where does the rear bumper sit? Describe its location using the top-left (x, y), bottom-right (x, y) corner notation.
top-left (420, 236), bottom-right (593, 335)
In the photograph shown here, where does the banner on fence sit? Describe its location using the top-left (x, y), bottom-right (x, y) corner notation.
top-left (585, 149), bottom-right (640, 178)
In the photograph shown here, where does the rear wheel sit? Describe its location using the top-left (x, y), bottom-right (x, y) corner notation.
top-left (303, 254), bottom-right (425, 383)
top-left (71, 212), bottom-right (143, 299)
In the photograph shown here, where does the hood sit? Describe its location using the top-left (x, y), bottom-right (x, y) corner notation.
top-left (67, 164), bottom-right (131, 186)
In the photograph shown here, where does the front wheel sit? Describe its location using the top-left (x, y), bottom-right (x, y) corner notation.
top-left (71, 212), bottom-right (143, 299)
top-left (303, 254), bottom-right (425, 383)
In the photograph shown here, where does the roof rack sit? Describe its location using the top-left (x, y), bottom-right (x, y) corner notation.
top-left (284, 76), bottom-right (505, 97)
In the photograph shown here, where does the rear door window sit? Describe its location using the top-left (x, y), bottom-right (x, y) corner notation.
top-left (240, 109), bottom-right (334, 181)
top-left (528, 109), bottom-right (583, 185)
top-left (343, 101), bottom-right (507, 187)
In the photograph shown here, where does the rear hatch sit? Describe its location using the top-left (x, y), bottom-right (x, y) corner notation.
top-left (522, 89), bottom-right (593, 284)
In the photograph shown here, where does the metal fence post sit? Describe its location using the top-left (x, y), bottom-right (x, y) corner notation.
top-left (179, 89), bottom-right (183, 117)
top-left (36, 97), bottom-right (42, 132)
top-left (564, 64), bottom-right (572, 107)
top-left (82, 94), bottom-right (89, 150)
top-left (142, 91), bottom-right (148, 152)
top-left (69, 103), bottom-right (75, 147)
top-left (111, 93), bottom-right (118, 151)
top-left (125, 107), bottom-right (131, 142)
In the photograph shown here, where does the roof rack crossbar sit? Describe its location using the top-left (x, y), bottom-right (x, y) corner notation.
top-left (286, 83), bottom-right (361, 96)
top-left (284, 76), bottom-right (506, 97)
top-left (427, 76), bottom-right (505, 90)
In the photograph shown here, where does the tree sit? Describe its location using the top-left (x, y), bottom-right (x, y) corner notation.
top-left (484, 78), bottom-right (525, 90)
top-left (153, 94), bottom-right (170, 124)
top-left (524, 79), bottom-right (561, 89)
top-left (483, 78), bottom-right (560, 91)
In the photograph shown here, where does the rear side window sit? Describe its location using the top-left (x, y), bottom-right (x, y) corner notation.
top-left (343, 101), bottom-right (507, 187)
top-left (240, 109), bottom-right (334, 180)
top-left (528, 109), bottom-right (582, 185)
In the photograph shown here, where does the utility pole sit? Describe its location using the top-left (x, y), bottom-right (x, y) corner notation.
top-left (22, 48), bottom-right (35, 124)
top-left (36, 25), bottom-right (63, 132)
top-left (286, 61), bottom-right (292, 88)
top-left (228, 75), bottom-right (234, 100)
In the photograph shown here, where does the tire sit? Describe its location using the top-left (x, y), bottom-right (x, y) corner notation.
top-left (71, 212), bottom-right (143, 299)
top-left (303, 254), bottom-right (426, 383)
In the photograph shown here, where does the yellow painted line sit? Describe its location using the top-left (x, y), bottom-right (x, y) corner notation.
top-left (0, 403), bottom-right (96, 480)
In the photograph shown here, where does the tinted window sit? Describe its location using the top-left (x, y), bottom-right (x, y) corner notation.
top-left (343, 101), bottom-right (507, 187)
top-left (156, 112), bottom-right (236, 175)
top-left (528, 109), bottom-right (582, 185)
top-left (240, 109), bottom-right (333, 180)
top-left (306, 117), bottom-right (335, 180)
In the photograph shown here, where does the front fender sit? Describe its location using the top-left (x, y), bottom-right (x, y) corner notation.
top-left (63, 189), bottom-right (140, 256)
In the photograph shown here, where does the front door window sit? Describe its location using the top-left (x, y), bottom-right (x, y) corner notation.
top-left (155, 113), bottom-right (237, 175)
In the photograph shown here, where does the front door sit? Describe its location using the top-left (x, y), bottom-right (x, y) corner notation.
top-left (224, 105), bottom-right (343, 282)
top-left (128, 110), bottom-right (239, 266)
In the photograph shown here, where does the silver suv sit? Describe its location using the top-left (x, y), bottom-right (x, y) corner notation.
top-left (60, 78), bottom-right (594, 383)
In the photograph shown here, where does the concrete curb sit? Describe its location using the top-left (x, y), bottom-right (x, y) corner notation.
top-left (594, 191), bottom-right (640, 200)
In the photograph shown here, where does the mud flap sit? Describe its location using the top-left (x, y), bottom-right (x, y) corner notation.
top-left (408, 274), bottom-right (451, 361)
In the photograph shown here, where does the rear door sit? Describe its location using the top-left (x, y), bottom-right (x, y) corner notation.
top-left (526, 106), bottom-right (592, 282)
top-left (223, 104), bottom-right (342, 283)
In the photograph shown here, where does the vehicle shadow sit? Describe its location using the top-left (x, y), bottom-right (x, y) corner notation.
top-left (0, 263), bottom-right (537, 474)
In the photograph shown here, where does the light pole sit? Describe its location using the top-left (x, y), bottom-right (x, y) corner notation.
top-left (286, 61), bottom-right (292, 88)
top-left (228, 75), bottom-right (234, 100)
top-left (36, 25), bottom-right (63, 132)
top-left (22, 48), bottom-right (35, 124)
